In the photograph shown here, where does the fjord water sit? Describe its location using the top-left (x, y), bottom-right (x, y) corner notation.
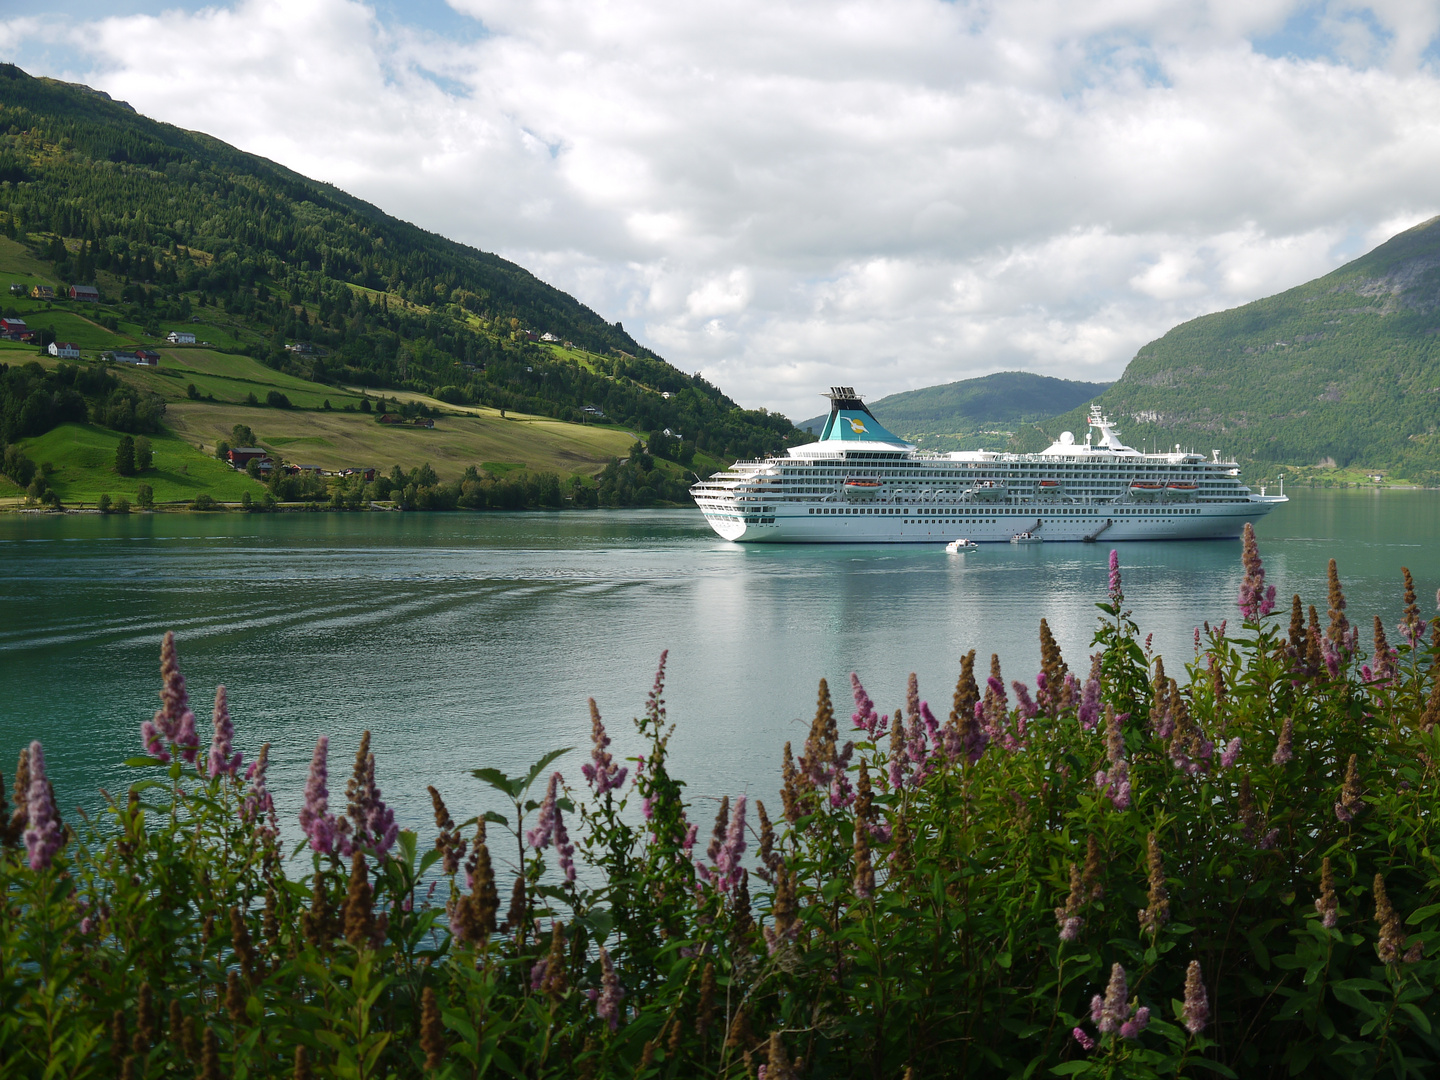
top-left (1, 489), bottom-right (1437, 840)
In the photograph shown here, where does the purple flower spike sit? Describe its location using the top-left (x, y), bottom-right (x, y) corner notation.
top-left (919, 700), bottom-right (940, 745)
top-left (299, 736), bottom-right (337, 854)
top-left (242, 743), bottom-right (276, 839)
top-left (1108, 550), bottom-right (1123, 603)
top-left (1097, 963), bottom-right (1127, 1034)
top-left (1220, 737), bottom-right (1242, 769)
top-left (715, 795), bottom-right (748, 891)
top-left (1077, 676), bottom-right (1101, 732)
top-left (1120, 1006), bottom-right (1150, 1040)
top-left (850, 673), bottom-right (882, 737)
top-left (140, 719), bottom-right (170, 764)
top-left (205, 685), bottom-right (242, 779)
top-left (529, 772), bottom-right (576, 882)
top-left (596, 947), bottom-right (624, 1031)
top-left (1182, 961), bottom-right (1209, 1034)
top-left (582, 699), bottom-right (627, 796)
top-left (157, 634), bottom-right (200, 764)
top-left (24, 742), bottom-right (63, 871)
top-left (1238, 523), bottom-right (1276, 620)
top-left (1011, 682), bottom-right (1038, 720)
top-left (1073, 1028), bottom-right (1095, 1051)
top-left (157, 631), bottom-right (188, 738)
top-left (174, 707), bottom-right (199, 765)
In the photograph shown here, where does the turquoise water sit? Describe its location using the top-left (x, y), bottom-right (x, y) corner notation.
top-left (1, 490), bottom-right (1436, 841)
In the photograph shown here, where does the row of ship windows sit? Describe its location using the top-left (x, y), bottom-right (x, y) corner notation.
top-left (807, 507), bottom-right (1207, 517)
top-left (773, 472), bottom-right (1212, 479)
top-left (776, 467), bottom-right (1211, 475)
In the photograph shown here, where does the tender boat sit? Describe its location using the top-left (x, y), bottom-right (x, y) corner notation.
top-left (1010, 532), bottom-right (1042, 545)
top-left (945, 538), bottom-right (979, 554)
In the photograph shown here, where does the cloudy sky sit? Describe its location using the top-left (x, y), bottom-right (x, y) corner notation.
top-left (5, 1), bottom-right (1440, 420)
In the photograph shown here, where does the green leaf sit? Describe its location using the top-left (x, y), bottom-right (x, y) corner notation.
top-left (1406, 903), bottom-right (1440, 925)
top-left (1184, 1060), bottom-right (1239, 1077)
top-left (123, 756), bottom-right (168, 767)
top-left (523, 747), bottom-right (574, 789)
top-left (396, 828), bottom-right (419, 873)
top-left (442, 1010), bottom-right (479, 1044)
top-left (582, 906), bottom-right (614, 942)
top-left (483, 810), bottom-right (509, 826)
top-left (1049, 1062), bottom-right (1093, 1075)
top-left (471, 767), bottom-right (523, 799)
top-left (1398, 1002), bottom-right (1432, 1034)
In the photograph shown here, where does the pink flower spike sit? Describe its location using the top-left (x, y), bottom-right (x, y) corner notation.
top-left (205, 685), bottom-right (241, 779)
top-left (24, 741), bottom-right (63, 871)
top-left (140, 719), bottom-right (170, 763)
top-left (596, 946), bottom-right (624, 1031)
top-left (1073, 1028), bottom-right (1095, 1051)
top-left (299, 736), bottom-right (337, 854)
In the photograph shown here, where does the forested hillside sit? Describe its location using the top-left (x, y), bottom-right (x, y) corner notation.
top-left (800, 371), bottom-right (1109, 451)
top-left (0, 64), bottom-right (799, 463)
top-left (1027, 217), bottom-right (1440, 481)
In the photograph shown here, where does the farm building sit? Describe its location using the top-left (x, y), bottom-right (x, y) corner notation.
top-left (30, 285), bottom-right (54, 300)
top-left (167, 330), bottom-right (197, 344)
top-left (69, 285), bottom-right (100, 303)
top-left (48, 342), bottom-right (80, 359)
top-left (227, 447), bottom-right (270, 468)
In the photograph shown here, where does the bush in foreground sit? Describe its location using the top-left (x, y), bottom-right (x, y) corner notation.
top-left (2, 528), bottom-right (1440, 1078)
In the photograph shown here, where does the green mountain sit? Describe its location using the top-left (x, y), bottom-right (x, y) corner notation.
top-left (1025, 217), bottom-right (1440, 481)
top-left (800, 371), bottom-right (1110, 451)
top-left (0, 63), bottom-right (799, 463)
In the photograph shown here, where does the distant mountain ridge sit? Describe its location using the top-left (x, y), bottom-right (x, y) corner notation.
top-left (800, 371), bottom-right (1110, 451)
top-left (1026, 217), bottom-right (1440, 480)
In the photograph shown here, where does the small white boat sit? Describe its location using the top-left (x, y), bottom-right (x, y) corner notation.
top-left (1010, 532), bottom-right (1043, 545)
top-left (946, 538), bottom-right (979, 554)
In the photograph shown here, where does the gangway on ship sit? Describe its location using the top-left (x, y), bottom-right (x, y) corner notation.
top-left (1082, 518), bottom-right (1114, 543)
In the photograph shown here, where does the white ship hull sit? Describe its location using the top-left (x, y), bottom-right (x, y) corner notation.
top-left (692, 388), bottom-right (1286, 545)
top-left (697, 501), bottom-right (1281, 544)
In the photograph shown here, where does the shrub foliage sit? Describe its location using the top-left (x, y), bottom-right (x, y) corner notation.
top-left (3, 531), bottom-right (1440, 1078)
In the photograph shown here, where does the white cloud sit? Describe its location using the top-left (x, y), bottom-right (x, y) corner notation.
top-left (4, 0), bottom-right (1440, 419)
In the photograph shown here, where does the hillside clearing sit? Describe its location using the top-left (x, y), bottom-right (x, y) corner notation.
top-left (16, 422), bottom-right (266, 505)
top-left (163, 403), bottom-right (635, 478)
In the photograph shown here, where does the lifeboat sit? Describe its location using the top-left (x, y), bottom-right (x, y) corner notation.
top-left (1129, 481), bottom-right (1162, 500)
top-left (843, 478), bottom-right (881, 499)
top-left (968, 481), bottom-right (1006, 502)
top-left (1038, 480), bottom-right (1060, 488)
top-left (1164, 482), bottom-right (1198, 501)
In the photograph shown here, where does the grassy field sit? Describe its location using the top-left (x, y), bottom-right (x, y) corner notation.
top-left (126, 349), bottom-right (370, 408)
top-left (16, 423), bottom-right (267, 505)
top-left (164, 403), bottom-right (636, 478)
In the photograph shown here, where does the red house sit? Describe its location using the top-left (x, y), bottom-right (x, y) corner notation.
top-left (227, 447), bottom-right (270, 467)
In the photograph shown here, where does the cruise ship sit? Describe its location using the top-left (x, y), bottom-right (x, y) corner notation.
top-left (690, 387), bottom-right (1286, 543)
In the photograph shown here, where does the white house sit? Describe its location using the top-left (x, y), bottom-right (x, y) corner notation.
top-left (167, 330), bottom-right (197, 344)
top-left (540, 332), bottom-right (560, 343)
top-left (48, 342), bottom-right (80, 359)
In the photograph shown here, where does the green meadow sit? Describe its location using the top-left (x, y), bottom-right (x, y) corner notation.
top-left (16, 423), bottom-right (265, 506)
